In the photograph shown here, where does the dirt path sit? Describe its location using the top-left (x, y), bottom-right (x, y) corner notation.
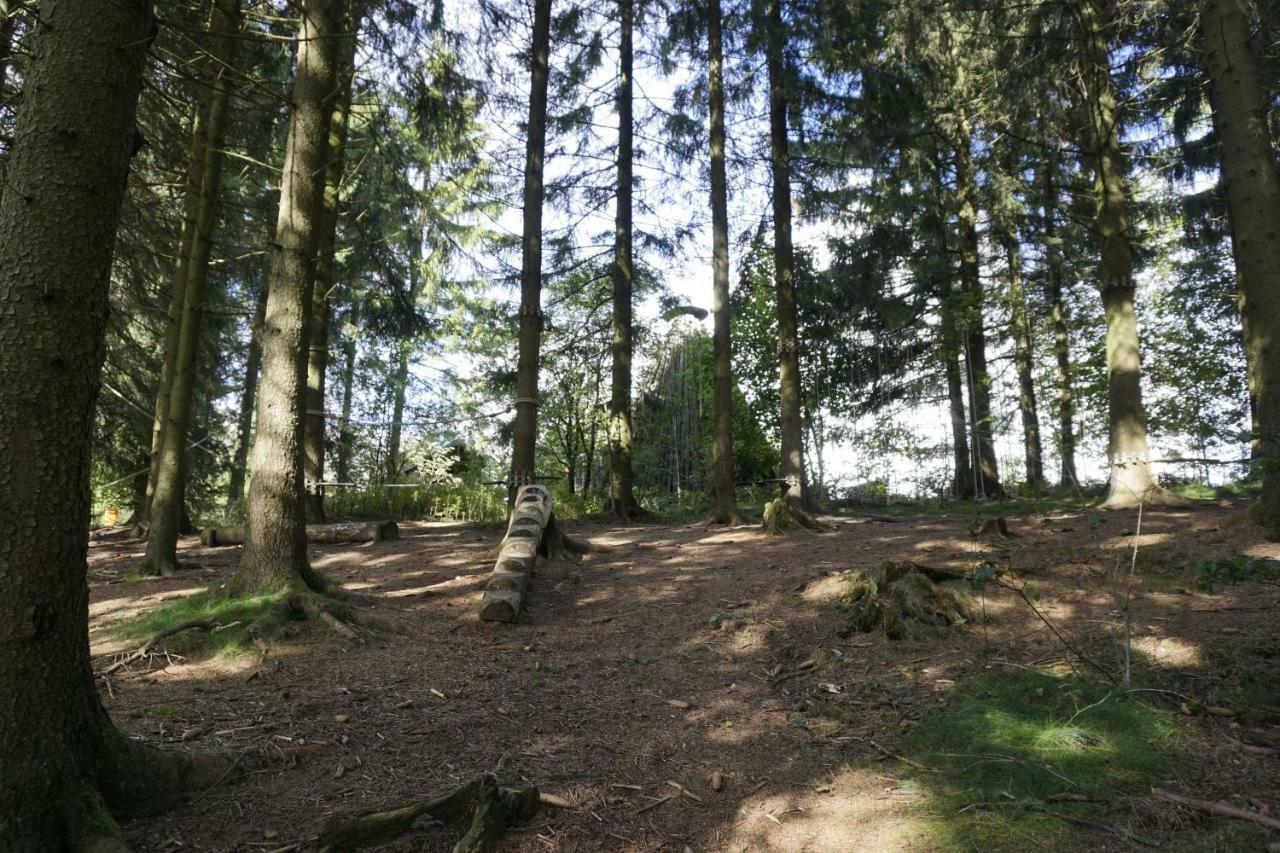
top-left (88, 506), bottom-right (1280, 851)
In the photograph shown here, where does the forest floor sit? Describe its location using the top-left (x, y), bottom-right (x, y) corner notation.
top-left (88, 501), bottom-right (1280, 852)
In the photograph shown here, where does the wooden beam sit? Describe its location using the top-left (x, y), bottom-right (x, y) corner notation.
top-left (479, 484), bottom-right (552, 623)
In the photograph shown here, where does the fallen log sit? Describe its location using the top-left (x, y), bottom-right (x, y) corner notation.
top-left (479, 485), bottom-right (552, 624)
top-left (317, 773), bottom-right (542, 853)
top-left (1151, 787), bottom-right (1280, 832)
top-left (200, 520), bottom-right (399, 547)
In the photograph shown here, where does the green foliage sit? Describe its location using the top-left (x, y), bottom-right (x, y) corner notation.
top-left (1188, 552), bottom-right (1280, 592)
top-left (905, 671), bottom-right (1188, 850)
top-left (325, 482), bottom-right (508, 525)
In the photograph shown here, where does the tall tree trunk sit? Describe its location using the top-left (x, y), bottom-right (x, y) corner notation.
top-left (1074, 0), bottom-right (1171, 508)
top-left (386, 345), bottom-right (410, 480)
top-left (510, 0), bottom-right (553, 497)
top-left (953, 124), bottom-right (1004, 498)
top-left (1002, 226), bottom-right (1045, 491)
top-left (607, 0), bottom-right (637, 517)
top-left (335, 305), bottom-right (358, 483)
top-left (0, 2), bottom-right (203, 846)
top-left (765, 0), bottom-right (809, 508)
top-left (229, 282), bottom-right (268, 506)
top-left (1040, 154), bottom-right (1078, 488)
top-left (1199, 0), bottom-right (1280, 536)
top-left (233, 0), bottom-right (342, 594)
top-left (946, 351), bottom-right (976, 500)
top-left (140, 73), bottom-right (214, 531)
top-left (706, 0), bottom-right (740, 524)
top-left (303, 6), bottom-right (361, 522)
top-left (145, 0), bottom-right (240, 575)
top-left (0, 0), bottom-right (15, 104)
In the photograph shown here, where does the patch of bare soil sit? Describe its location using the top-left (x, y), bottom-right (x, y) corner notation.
top-left (88, 505), bottom-right (1280, 851)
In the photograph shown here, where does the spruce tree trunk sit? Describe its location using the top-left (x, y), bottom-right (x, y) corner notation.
top-left (233, 0), bottom-right (342, 594)
top-left (303, 8), bottom-right (361, 522)
top-left (510, 0), bottom-right (553, 496)
top-left (1041, 154), bottom-right (1078, 488)
top-left (765, 0), bottom-right (808, 508)
top-left (1003, 228), bottom-right (1045, 491)
top-left (386, 345), bottom-right (410, 480)
top-left (141, 81), bottom-right (212, 530)
top-left (946, 351), bottom-right (976, 500)
top-left (0, 1), bottom-right (173, 846)
top-left (145, 0), bottom-right (240, 574)
top-left (0, 0), bottom-right (14, 104)
top-left (335, 305), bottom-right (358, 484)
top-left (607, 0), bottom-right (637, 517)
top-left (1074, 0), bottom-right (1170, 508)
top-left (954, 125), bottom-right (1003, 498)
top-left (1199, 0), bottom-right (1280, 536)
top-left (706, 0), bottom-right (739, 524)
top-left (229, 283), bottom-right (268, 506)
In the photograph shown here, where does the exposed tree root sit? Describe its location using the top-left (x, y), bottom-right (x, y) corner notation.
top-left (95, 617), bottom-right (216, 677)
top-left (540, 515), bottom-right (614, 559)
top-left (761, 499), bottom-right (824, 534)
top-left (1100, 484), bottom-right (1191, 510)
top-left (704, 509), bottom-right (748, 527)
top-left (831, 561), bottom-right (974, 640)
top-left (316, 773), bottom-right (543, 853)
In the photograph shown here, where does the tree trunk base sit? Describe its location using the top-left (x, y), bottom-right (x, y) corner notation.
top-left (1099, 484), bottom-right (1190, 510)
top-left (761, 499), bottom-right (824, 534)
top-left (317, 773), bottom-right (542, 852)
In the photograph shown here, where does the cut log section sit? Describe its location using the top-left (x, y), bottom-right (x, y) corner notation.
top-left (200, 520), bottom-right (399, 547)
top-left (479, 485), bottom-right (552, 624)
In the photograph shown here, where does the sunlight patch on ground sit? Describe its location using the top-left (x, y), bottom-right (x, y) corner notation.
top-left (721, 767), bottom-right (930, 852)
top-left (1130, 634), bottom-right (1203, 668)
top-left (90, 586), bottom-right (207, 623)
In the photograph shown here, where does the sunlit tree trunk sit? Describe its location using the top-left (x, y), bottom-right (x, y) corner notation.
top-left (0, 1), bottom-right (200, 846)
top-left (510, 0), bottom-right (553, 498)
top-left (1002, 226), bottom-right (1045, 491)
top-left (1073, 0), bottom-right (1172, 508)
top-left (607, 0), bottom-right (638, 517)
top-left (1199, 0), bottom-right (1280, 535)
top-left (386, 345), bottom-right (410, 480)
top-left (303, 5), bottom-right (361, 522)
top-left (335, 305), bottom-right (358, 483)
top-left (229, 282), bottom-right (268, 506)
top-left (954, 123), bottom-right (1003, 499)
top-left (765, 0), bottom-right (809, 508)
top-left (233, 0), bottom-right (342, 594)
top-left (706, 0), bottom-right (740, 524)
top-left (145, 0), bottom-right (241, 574)
top-left (1040, 154), bottom-right (1078, 489)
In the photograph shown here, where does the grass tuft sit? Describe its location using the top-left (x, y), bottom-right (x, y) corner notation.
top-left (112, 587), bottom-right (302, 658)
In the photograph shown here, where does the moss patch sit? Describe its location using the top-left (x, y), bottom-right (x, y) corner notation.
top-left (902, 670), bottom-right (1188, 850)
top-left (111, 588), bottom-right (302, 659)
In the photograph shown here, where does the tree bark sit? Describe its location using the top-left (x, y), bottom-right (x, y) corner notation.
top-left (706, 0), bottom-right (740, 525)
top-left (233, 0), bottom-right (343, 594)
top-left (1002, 226), bottom-right (1045, 492)
top-left (607, 0), bottom-right (638, 518)
top-left (0, 1), bottom-right (194, 847)
top-left (765, 0), bottom-right (809, 509)
top-left (1074, 0), bottom-right (1171, 508)
top-left (1198, 0), bottom-right (1280, 536)
top-left (335, 305), bottom-right (359, 484)
top-left (953, 124), bottom-right (1003, 499)
top-left (145, 0), bottom-right (241, 575)
top-left (228, 282), bottom-right (268, 506)
top-left (386, 344), bottom-right (410, 480)
top-left (1040, 153), bottom-right (1079, 489)
top-left (303, 7), bottom-right (361, 522)
top-left (0, 0), bottom-right (15, 105)
top-left (509, 0), bottom-right (553, 496)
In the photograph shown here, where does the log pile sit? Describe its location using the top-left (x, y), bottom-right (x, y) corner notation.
top-left (479, 484), bottom-right (552, 623)
top-left (200, 520), bottom-right (399, 547)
